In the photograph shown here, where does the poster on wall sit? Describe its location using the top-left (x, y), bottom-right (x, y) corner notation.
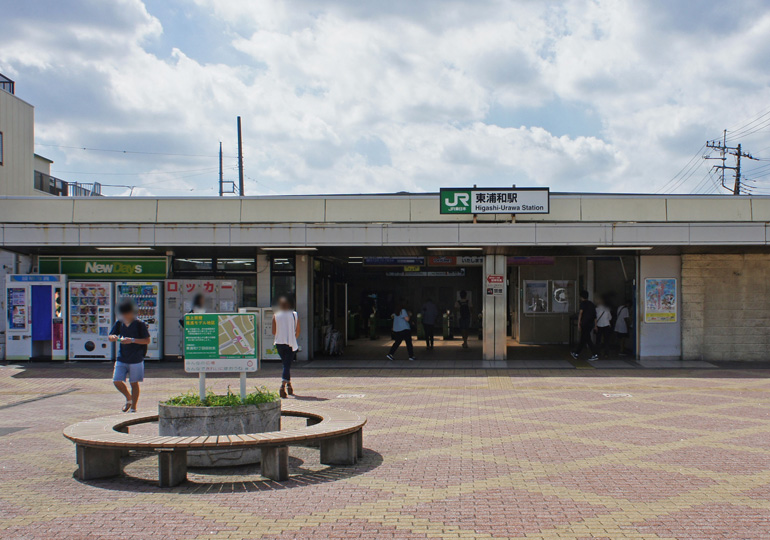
top-left (7, 288), bottom-right (27, 329)
top-left (523, 281), bottom-right (549, 313)
top-left (644, 278), bottom-right (677, 323)
top-left (551, 280), bottom-right (575, 313)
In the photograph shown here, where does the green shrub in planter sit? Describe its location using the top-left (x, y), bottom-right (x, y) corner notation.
top-left (163, 386), bottom-right (279, 407)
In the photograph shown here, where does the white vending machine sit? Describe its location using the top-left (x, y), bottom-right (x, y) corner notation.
top-left (115, 282), bottom-right (163, 360)
top-left (163, 279), bottom-right (242, 358)
top-left (4, 275), bottom-right (68, 361)
top-left (68, 281), bottom-right (115, 360)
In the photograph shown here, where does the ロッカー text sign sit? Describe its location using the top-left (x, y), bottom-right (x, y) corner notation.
top-left (440, 188), bottom-right (549, 214)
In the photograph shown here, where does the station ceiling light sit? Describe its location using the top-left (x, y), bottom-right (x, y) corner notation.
top-left (426, 247), bottom-right (483, 251)
top-left (96, 247), bottom-right (154, 251)
top-left (595, 246), bottom-right (653, 251)
top-left (261, 247), bottom-right (317, 251)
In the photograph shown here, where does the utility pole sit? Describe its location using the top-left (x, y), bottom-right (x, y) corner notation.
top-left (706, 130), bottom-right (758, 195)
top-left (218, 141), bottom-right (223, 197)
top-left (237, 116), bottom-right (244, 196)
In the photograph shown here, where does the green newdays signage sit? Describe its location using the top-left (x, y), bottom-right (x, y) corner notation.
top-left (38, 257), bottom-right (167, 279)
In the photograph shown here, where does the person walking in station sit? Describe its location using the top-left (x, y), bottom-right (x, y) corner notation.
top-left (272, 296), bottom-right (300, 398)
top-left (455, 290), bottom-right (472, 348)
top-left (571, 290), bottom-right (599, 361)
top-left (109, 300), bottom-right (151, 412)
top-left (387, 300), bottom-right (415, 361)
top-left (421, 298), bottom-right (438, 350)
top-left (594, 297), bottom-right (612, 358)
top-left (615, 299), bottom-right (632, 356)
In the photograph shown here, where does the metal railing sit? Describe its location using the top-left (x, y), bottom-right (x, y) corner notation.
top-left (0, 73), bottom-right (14, 94)
top-left (33, 172), bottom-right (102, 197)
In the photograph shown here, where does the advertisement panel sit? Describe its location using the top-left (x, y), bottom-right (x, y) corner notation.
top-left (644, 278), bottom-right (677, 323)
top-left (184, 313), bottom-right (258, 372)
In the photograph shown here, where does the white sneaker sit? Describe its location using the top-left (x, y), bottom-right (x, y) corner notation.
top-left (408, 357), bottom-right (416, 362)
top-left (386, 354), bottom-right (394, 361)
top-left (589, 355), bottom-right (599, 361)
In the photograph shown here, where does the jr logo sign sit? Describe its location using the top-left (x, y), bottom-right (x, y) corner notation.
top-left (440, 190), bottom-right (472, 213)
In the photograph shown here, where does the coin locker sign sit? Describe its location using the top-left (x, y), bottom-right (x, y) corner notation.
top-left (440, 188), bottom-right (549, 214)
top-left (184, 313), bottom-right (258, 373)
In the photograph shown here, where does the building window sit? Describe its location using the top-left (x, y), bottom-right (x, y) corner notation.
top-left (271, 256), bottom-right (296, 304)
top-left (0, 132), bottom-right (4, 165)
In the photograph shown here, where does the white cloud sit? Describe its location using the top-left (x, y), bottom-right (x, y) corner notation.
top-left (1, 0), bottom-right (769, 196)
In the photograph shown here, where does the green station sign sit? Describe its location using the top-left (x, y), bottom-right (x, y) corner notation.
top-left (39, 257), bottom-right (168, 279)
top-left (440, 188), bottom-right (550, 215)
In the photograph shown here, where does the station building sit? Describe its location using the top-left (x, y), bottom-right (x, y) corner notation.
top-left (1, 73), bottom-right (769, 364)
top-left (2, 191), bottom-right (770, 363)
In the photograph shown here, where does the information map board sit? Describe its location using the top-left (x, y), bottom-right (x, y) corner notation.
top-left (184, 313), bottom-right (259, 373)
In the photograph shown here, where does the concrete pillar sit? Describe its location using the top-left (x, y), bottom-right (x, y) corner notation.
top-left (158, 449), bottom-right (187, 487)
top-left (295, 254), bottom-right (313, 361)
top-left (261, 446), bottom-right (289, 481)
top-left (256, 252), bottom-right (271, 307)
top-left (76, 445), bottom-right (122, 480)
top-left (320, 433), bottom-right (358, 465)
top-left (482, 255), bottom-right (507, 361)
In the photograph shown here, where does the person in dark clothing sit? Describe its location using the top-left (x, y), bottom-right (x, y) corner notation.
top-left (571, 290), bottom-right (599, 360)
top-left (109, 300), bottom-right (151, 412)
top-left (455, 290), bottom-right (472, 348)
top-left (421, 298), bottom-right (438, 349)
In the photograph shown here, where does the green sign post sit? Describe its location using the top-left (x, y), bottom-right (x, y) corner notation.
top-left (38, 257), bottom-right (168, 279)
top-left (184, 313), bottom-right (259, 399)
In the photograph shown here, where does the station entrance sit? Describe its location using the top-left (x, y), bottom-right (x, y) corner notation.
top-left (311, 254), bottom-right (483, 360)
top-left (308, 251), bottom-right (637, 363)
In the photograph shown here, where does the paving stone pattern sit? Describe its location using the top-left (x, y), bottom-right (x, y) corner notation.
top-left (1, 362), bottom-right (769, 539)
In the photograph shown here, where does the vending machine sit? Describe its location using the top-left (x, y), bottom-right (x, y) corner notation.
top-left (4, 275), bottom-right (67, 361)
top-left (68, 281), bottom-right (115, 360)
top-left (115, 282), bottom-right (163, 360)
top-left (163, 279), bottom-right (242, 358)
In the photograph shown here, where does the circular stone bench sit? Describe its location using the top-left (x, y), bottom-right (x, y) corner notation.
top-left (63, 402), bottom-right (366, 487)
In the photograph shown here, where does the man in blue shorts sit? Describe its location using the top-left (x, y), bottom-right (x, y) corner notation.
top-left (109, 300), bottom-right (151, 412)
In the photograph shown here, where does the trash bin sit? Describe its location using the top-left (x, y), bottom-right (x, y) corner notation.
top-left (348, 311), bottom-right (359, 340)
top-left (442, 311), bottom-right (453, 340)
top-left (416, 313), bottom-right (425, 340)
top-left (369, 313), bottom-right (378, 340)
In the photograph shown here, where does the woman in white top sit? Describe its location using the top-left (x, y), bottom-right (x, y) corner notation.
top-left (272, 296), bottom-right (300, 398)
top-left (614, 300), bottom-right (632, 356)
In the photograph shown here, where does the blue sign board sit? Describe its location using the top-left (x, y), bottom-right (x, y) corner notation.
top-left (364, 257), bottom-right (425, 266)
top-left (9, 275), bottom-right (61, 282)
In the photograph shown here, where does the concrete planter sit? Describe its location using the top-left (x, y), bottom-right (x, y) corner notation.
top-left (158, 401), bottom-right (281, 467)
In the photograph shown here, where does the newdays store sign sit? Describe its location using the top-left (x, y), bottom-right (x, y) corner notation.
top-left (440, 187), bottom-right (550, 215)
top-left (38, 257), bottom-right (168, 279)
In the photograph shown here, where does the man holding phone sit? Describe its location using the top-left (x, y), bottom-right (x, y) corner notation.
top-left (109, 300), bottom-right (151, 412)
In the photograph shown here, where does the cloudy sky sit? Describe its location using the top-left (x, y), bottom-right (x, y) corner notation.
top-left (2, 0), bottom-right (770, 196)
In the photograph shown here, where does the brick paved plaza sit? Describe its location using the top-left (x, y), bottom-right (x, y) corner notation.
top-left (2, 362), bottom-right (770, 539)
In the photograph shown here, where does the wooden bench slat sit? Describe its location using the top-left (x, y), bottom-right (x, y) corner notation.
top-left (64, 405), bottom-right (366, 451)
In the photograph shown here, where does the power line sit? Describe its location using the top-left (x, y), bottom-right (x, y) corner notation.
top-left (52, 166), bottom-right (222, 176)
top-left (706, 130), bottom-right (759, 195)
top-left (36, 143), bottom-right (238, 159)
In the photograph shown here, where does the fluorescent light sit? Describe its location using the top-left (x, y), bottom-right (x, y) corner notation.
top-left (348, 261), bottom-right (363, 264)
top-left (262, 247), bottom-right (317, 251)
top-left (96, 247), bottom-right (154, 251)
top-left (596, 246), bottom-right (653, 251)
top-left (426, 247), bottom-right (483, 251)
top-left (348, 256), bottom-right (363, 259)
